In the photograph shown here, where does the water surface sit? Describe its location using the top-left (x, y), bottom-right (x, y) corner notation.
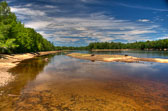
top-left (0, 51), bottom-right (168, 111)
top-left (83, 50), bottom-right (168, 59)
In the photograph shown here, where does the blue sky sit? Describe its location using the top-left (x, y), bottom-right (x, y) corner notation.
top-left (4, 0), bottom-right (168, 46)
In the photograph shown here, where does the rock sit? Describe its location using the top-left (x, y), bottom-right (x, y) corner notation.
top-left (91, 54), bottom-right (95, 56)
top-left (45, 58), bottom-right (49, 61)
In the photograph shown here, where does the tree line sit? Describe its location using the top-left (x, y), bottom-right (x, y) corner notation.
top-left (88, 39), bottom-right (168, 50)
top-left (0, 1), bottom-right (55, 54)
top-left (56, 39), bottom-right (168, 50)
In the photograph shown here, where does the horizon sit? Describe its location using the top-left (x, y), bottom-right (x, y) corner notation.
top-left (5, 0), bottom-right (168, 46)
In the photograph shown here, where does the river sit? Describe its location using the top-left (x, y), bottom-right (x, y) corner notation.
top-left (0, 51), bottom-right (168, 111)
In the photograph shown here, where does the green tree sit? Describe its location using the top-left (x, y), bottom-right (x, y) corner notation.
top-left (0, 1), bottom-right (55, 54)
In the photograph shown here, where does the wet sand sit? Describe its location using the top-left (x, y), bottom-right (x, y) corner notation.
top-left (0, 51), bottom-right (61, 87)
top-left (67, 53), bottom-right (168, 63)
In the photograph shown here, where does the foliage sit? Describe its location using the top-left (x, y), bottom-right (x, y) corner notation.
top-left (53, 39), bottom-right (168, 51)
top-left (88, 39), bottom-right (168, 50)
top-left (0, 1), bottom-right (55, 53)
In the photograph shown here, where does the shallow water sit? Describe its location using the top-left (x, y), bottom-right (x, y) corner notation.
top-left (87, 50), bottom-right (168, 59)
top-left (0, 51), bottom-right (168, 111)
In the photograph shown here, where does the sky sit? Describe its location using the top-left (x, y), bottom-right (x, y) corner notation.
top-left (4, 0), bottom-right (168, 46)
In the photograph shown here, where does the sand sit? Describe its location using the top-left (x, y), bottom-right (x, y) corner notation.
top-left (67, 53), bottom-right (168, 63)
top-left (0, 51), bottom-right (61, 87)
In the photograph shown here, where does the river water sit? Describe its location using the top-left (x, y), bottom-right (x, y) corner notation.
top-left (0, 51), bottom-right (168, 111)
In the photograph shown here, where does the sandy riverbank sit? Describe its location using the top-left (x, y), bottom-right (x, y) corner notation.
top-left (67, 53), bottom-right (168, 63)
top-left (0, 51), bottom-right (62, 87)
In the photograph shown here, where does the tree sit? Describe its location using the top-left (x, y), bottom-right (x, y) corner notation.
top-left (0, 1), bottom-right (55, 54)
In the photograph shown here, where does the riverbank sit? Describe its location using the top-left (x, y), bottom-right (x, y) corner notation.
top-left (67, 53), bottom-right (168, 63)
top-left (0, 51), bottom-right (62, 87)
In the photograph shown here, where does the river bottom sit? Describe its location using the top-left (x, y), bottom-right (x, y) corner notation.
top-left (0, 54), bottom-right (168, 111)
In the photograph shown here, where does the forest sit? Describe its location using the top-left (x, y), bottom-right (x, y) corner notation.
top-left (56, 39), bottom-right (168, 50)
top-left (88, 39), bottom-right (168, 50)
top-left (0, 1), bottom-right (55, 54)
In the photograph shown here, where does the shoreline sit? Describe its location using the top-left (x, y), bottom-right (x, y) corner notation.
top-left (67, 53), bottom-right (168, 63)
top-left (0, 51), bottom-right (62, 87)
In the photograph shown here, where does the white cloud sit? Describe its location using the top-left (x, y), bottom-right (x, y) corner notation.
top-left (23, 17), bottom-right (159, 43)
top-left (44, 5), bottom-right (55, 8)
top-left (11, 7), bottom-right (46, 16)
top-left (24, 4), bottom-right (33, 7)
top-left (54, 37), bottom-right (80, 43)
top-left (116, 2), bottom-right (168, 12)
top-left (138, 19), bottom-right (150, 22)
top-left (156, 36), bottom-right (168, 40)
top-left (10, 3), bottom-right (161, 45)
top-left (25, 21), bottom-right (51, 29)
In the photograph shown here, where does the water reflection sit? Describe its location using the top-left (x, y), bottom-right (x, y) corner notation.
top-left (0, 52), bottom-right (168, 111)
top-left (27, 55), bottom-right (168, 85)
top-left (0, 54), bottom-right (56, 110)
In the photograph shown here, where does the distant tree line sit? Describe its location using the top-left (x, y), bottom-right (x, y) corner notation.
top-left (51, 39), bottom-right (168, 51)
top-left (0, 1), bottom-right (55, 54)
top-left (88, 39), bottom-right (168, 50)
top-left (54, 39), bottom-right (168, 50)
